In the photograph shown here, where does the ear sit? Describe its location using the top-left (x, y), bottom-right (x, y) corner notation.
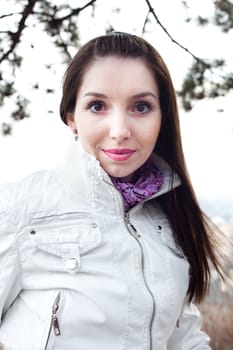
top-left (66, 113), bottom-right (77, 135)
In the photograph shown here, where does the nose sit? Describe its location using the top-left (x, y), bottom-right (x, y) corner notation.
top-left (109, 113), bottom-right (131, 141)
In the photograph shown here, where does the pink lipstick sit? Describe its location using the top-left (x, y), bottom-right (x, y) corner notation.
top-left (103, 148), bottom-right (135, 161)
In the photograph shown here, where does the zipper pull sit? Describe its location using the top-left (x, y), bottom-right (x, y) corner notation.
top-left (52, 315), bottom-right (61, 336)
top-left (124, 213), bottom-right (141, 238)
top-left (129, 221), bottom-right (140, 236)
top-left (52, 292), bottom-right (61, 336)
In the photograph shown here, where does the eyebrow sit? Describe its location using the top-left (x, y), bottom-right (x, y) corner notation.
top-left (84, 92), bottom-right (107, 98)
top-left (131, 92), bottom-right (158, 100)
top-left (83, 92), bottom-right (158, 100)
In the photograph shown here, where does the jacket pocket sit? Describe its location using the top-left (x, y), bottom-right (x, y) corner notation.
top-left (27, 211), bottom-right (101, 274)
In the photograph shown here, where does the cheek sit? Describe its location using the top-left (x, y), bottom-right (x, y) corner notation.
top-left (76, 116), bottom-right (106, 143)
top-left (78, 130), bottom-right (95, 147)
top-left (77, 124), bottom-right (102, 156)
top-left (144, 122), bottom-right (161, 147)
top-left (74, 114), bottom-right (91, 138)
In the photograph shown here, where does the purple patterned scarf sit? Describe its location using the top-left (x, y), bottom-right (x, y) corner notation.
top-left (111, 161), bottom-right (163, 211)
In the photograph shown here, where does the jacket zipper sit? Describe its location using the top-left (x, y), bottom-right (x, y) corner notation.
top-left (103, 178), bottom-right (155, 348)
top-left (44, 292), bottom-right (61, 349)
top-left (124, 212), bottom-right (155, 350)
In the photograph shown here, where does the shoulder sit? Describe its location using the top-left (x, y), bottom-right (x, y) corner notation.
top-left (0, 168), bottom-right (61, 212)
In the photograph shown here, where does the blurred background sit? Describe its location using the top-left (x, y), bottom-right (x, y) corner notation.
top-left (0, 0), bottom-right (232, 348)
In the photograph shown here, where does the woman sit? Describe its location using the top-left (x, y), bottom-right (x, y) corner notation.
top-left (0, 32), bottom-right (227, 349)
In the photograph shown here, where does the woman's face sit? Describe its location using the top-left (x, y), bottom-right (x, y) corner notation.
top-left (67, 56), bottom-right (162, 180)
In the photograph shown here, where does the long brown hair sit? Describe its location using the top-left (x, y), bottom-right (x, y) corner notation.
top-left (60, 32), bottom-right (228, 303)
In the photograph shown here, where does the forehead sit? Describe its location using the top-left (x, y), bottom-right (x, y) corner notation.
top-left (78, 56), bottom-right (159, 96)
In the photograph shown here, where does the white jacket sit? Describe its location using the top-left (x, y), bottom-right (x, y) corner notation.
top-left (0, 140), bottom-right (210, 350)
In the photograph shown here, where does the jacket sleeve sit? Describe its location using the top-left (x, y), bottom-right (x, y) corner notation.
top-left (0, 205), bottom-right (22, 324)
top-left (168, 302), bottom-right (211, 349)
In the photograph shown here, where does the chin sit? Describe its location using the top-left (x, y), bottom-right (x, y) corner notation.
top-left (110, 171), bottom-right (134, 181)
top-left (103, 164), bottom-right (136, 180)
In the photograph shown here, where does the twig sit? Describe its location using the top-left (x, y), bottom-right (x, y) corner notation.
top-left (31, 0), bottom-right (97, 23)
top-left (58, 0), bottom-right (97, 22)
top-left (144, 0), bottom-right (208, 65)
top-left (0, 12), bottom-right (23, 20)
top-left (0, 0), bottom-right (38, 64)
top-left (0, 0), bottom-right (96, 65)
top-left (142, 10), bottom-right (151, 35)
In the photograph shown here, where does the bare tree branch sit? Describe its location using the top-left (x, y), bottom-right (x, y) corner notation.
top-left (0, 0), bottom-right (97, 65)
top-left (0, 31), bottom-right (12, 35)
top-left (32, 0), bottom-right (97, 23)
top-left (58, 0), bottom-right (96, 22)
top-left (142, 10), bottom-right (150, 35)
top-left (144, 0), bottom-right (208, 65)
top-left (0, 12), bottom-right (23, 20)
top-left (0, 0), bottom-right (38, 64)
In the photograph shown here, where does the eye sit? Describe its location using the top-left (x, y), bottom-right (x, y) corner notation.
top-left (86, 101), bottom-right (105, 113)
top-left (134, 101), bottom-right (151, 113)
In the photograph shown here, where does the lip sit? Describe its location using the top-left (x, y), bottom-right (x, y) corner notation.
top-left (103, 148), bottom-right (135, 161)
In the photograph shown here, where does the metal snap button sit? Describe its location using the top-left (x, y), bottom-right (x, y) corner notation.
top-left (65, 258), bottom-right (78, 270)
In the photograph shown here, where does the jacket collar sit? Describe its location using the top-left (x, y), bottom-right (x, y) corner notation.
top-left (55, 139), bottom-right (181, 204)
